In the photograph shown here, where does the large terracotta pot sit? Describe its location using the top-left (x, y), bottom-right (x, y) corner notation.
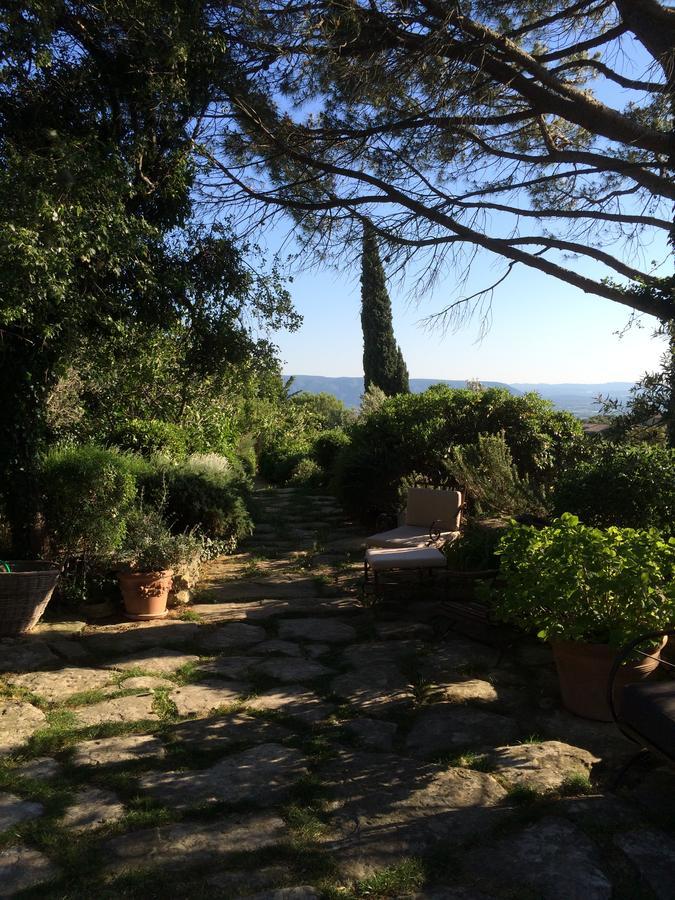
top-left (551, 636), bottom-right (667, 722)
top-left (118, 570), bottom-right (173, 621)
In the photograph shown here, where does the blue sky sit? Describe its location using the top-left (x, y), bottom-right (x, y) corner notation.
top-left (269, 241), bottom-right (669, 384)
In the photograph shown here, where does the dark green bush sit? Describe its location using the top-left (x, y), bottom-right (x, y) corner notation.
top-left (108, 418), bottom-right (190, 458)
top-left (141, 454), bottom-right (253, 551)
top-left (334, 386), bottom-right (584, 525)
top-left (444, 521), bottom-right (508, 572)
top-left (40, 445), bottom-right (137, 559)
top-left (312, 428), bottom-right (351, 473)
top-left (258, 443), bottom-right (309, 485)
top-left (552, 443), bottom-right (675, 532)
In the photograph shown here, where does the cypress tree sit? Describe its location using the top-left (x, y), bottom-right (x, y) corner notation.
top-left (360, 225), bottom-right (410, 395)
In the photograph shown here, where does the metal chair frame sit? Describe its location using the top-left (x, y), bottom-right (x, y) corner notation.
top-left (607, 628), bottom-right (675, 786)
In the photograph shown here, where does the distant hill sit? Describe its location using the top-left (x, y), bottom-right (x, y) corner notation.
top-left (287, 375), bottom-right (519, 409)
top-left (286, 375), bottom-right (635, 419)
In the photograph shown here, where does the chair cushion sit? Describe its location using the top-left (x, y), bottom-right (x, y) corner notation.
top-left (621, 680), bottom-right (675, 756)
top-left (366, 525), bottom-right (459, 549)
top-left (366, 547), bottom-right (447, 571)
top-left (405, 488), bottom-right (462, 530)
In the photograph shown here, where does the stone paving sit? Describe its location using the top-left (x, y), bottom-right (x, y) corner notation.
top-left (0, 485), bottom-right (673, 898)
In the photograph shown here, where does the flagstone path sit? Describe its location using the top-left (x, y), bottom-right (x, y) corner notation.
top-left (0, 485), bottom-right (674, 898)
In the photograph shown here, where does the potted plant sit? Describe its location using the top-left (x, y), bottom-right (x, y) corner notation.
top-left (491, 514), bottom-right (675, 721)
top-left (116, 507), bottom-right (201, 620)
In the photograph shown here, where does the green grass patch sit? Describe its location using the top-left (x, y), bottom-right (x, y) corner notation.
top-left (442, 751), bottom-right (494, 772)
top-left (178, 609), bottom-right (202, 622)
top-left (354, 858), bottom-right (426, 897)
top-left (558, 773), bottom-right (593, 796)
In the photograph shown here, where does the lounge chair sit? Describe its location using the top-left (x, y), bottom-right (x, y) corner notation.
top-left (365, 487), bottom-right (463, 549)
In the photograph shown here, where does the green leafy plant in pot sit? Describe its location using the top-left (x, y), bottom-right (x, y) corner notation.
top-left (116, 507), bottom-right (201, 620)
top-left (492, 514), bottom-right (675, 721)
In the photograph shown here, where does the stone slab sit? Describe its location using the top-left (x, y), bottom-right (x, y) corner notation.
top-left (255, 640), bottom-right (303, 657)
top-left (331, 666), bottom-right (414, 718)
top-left (170, 681), bottom-right (250, 716)
top-left (105, 647), bottom-right (200, 674)
top-left (196, 656), bottom-right (258, 679)
top-left (0, 642), bottom-right (59, 672)
top-left (138, 743), bottom-right (308, 808)
top-left (120, 675), bottom-right (175, 690)
top-left (320, 751), bottom-right (507, 878)
top-left (440, 680), bottom-right (498, 704)
top-left (342, 640), bottom-right (422, 669)
top-left (252, 658), bottom-right (333, 684)
top-left (406, 705), bottom-right (520, 759)
top-left (166, 713), bottom-right (291, 752)
top-left (73, 695), bottom-right (159, 727)
top-left (0, 793), bottom-right (44, 832)
top-left (614, 828), bottom-right (675, 900)
top-left (246, 687), bottom-right (336, 724)
top-left (7, 667), bottom-right (114, 701)
top-left (246, 890), bottom-right (320, 900)
top-left (61, 787), bottom-right (125, 832)
top-left (375, 621), bottom-right (433, 641)
top-left (418, 638), bottom-right (499, 680)
top-left (81, 621), bottom-right (200, 656)
top-left (490, 741), bottom-right (599, 792)
top-left (104, 813), bottom-right (287, 874)
top-left (345, 718), bottom-right (397, 752)
top-left (16, 757), bottom-right (61, 781)
top-left (48, 639), bottom-right (91, 661)
top-left (71, 734), bottom-right (166, 767)
top-left (464, 816), bottom-right (611, 899)
top-left (0, 845), bottom-right (59, 894)
top-left (278, 618), bottom-right (356, 644)
top-left (0, 701), bottom-right (46, 754)
top-left (197, 623), bottom-right (268, 651)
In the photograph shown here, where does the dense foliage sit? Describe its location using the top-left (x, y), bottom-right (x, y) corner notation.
top-left (40, 446), bottom-right (137, 561)
top-left (493, 514), bottom-right (675, 647)
top-left (553, 443), bottom-right (675, 534)
top-left (360, 226), bottom-right (409, 396)
top-left (334, 386), bottom-right (584, 524)
top-left (118, 506), bottom-right (202, 574)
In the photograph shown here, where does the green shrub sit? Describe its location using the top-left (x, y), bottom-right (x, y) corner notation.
top-left (334, 386), bottom-right (584, 525)
top-left (492, 514), bottom-right (675, 647)
top-left (40, 445), bottom-right (137, 559)
top-left (444, 521), bottom-right (507, 572)
top-left (118, 506), bottom-right (202, 573)
top-left (108, 418), bottom-right (190, 459)
top-left (289, 457), bottom-right (324, 487)
top-left (142, 454), bottom-right (253, 551)
top-left (258, 443), bottom-right (309, 485)
top-left (445, 431), bottom-right (547, 518)
top-left (312, 428), bottom-right (351, 473)
top-left (553, 443), bottom-right (675, 532)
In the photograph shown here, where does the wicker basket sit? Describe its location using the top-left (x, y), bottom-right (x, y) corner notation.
top-left (0, 561), bottom-right (61, 635)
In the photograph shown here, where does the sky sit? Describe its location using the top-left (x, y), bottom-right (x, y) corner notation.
top-left (268, 239), bottom-right (669, 385)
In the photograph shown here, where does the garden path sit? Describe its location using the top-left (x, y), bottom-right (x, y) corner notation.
top-left (0, 486), bottom-right (674, 898)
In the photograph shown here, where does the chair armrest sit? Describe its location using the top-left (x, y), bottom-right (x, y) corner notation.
top-left (607, 628), bottom-right (675, 724)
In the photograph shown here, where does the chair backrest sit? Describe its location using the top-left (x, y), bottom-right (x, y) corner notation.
top-left (404, 487), bottom-right (463, 530)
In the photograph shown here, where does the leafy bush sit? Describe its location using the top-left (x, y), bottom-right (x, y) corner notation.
top-left (289, 458), bottom-right (324, 487)
top-left (141, 454), bottom-right (253, 551)
top-left (108, 418), bottom-right (190, 459)
top-left (553, 443), bottom-right (675, 533)
top-left (312, 428), bottom-right (351, 473)
top-left (40, 445), bottom-right (137, 560)
top-left (492, 514), bottom-right (675, 647)
top-left (444, 521), bottom-right (508, 572)
top-left (118, 506), bottom-right (202, 573)
top-left (445, 432), bottom-right (547, 518)
top-left (334, 386), bottom-right (584, 525)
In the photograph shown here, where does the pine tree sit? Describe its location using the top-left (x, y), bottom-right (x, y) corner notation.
top-left (360, 226), bottom-right (409, 396)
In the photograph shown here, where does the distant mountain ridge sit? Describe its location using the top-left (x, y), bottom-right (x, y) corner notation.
top-left (287, 374), bottom-right (635, 419)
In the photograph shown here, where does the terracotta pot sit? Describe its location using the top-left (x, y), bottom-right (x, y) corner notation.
top-left (118, 570), bottom-right (173, 621)
top-left (551, 636), bottom-right (667, 722)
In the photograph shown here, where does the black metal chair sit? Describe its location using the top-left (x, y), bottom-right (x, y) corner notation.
top-left (608, 628), bottom-right (675, 783)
